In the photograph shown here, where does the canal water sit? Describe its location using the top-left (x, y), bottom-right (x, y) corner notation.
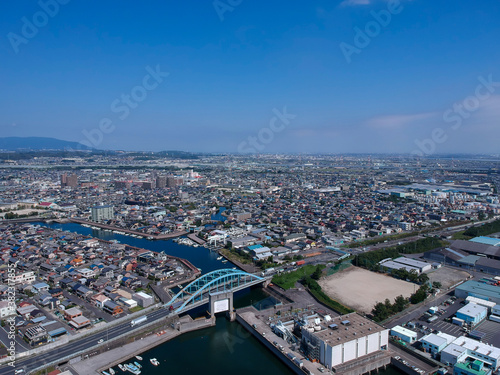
top-left (39, 222), bottom-right (402, 374)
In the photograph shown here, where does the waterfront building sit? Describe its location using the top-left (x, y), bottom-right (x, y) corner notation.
top-left (91, 204), bottom-right (114, 222)
top-left (301, 313), bottom-right (389, 371)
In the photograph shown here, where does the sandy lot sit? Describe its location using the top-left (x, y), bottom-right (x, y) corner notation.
top-left (426, 266), bottom-right (470, 289)
top-left (319, 266), bottom-right (416, 313)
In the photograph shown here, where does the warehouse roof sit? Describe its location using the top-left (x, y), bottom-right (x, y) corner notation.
top-left (308, 313), bottom-right (386, 347)
top-left (470, 237), bottom-right (500, 246)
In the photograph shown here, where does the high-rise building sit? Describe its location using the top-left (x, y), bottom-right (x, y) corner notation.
top-left (61, 173), bottom-right (78, 188)
top-left (167, 176), bottom-right (184, 187)
top-left (156, 176), bottom-right (167, 188)
top-left (91, 205), bottom-right (114, 222)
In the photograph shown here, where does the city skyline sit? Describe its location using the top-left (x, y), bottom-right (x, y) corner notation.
top-left (2, 1), bottom-right (500, 154)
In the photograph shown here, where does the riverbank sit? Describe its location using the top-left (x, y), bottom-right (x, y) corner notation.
top-left (70, 315), bottom-right (215, 375)
top-left (69, 218), bottom-right (188, 240)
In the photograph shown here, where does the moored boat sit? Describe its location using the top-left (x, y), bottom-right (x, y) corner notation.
top-left (150, 358), bottom-right (160, 366)
top-left (135, 355), bottom-right (142, 361)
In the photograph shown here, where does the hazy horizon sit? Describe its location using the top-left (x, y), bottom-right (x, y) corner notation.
top-left (2, 1), bottom-right (500, 155)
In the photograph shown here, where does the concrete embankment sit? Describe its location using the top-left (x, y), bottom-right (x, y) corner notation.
top-left (236, 308), bottom-right (313, 375)
top-left (68, 218), bottom-right (187, 239)
top-left (71, 316), bottom-right (215, 375)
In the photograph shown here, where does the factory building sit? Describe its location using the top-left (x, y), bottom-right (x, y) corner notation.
top-left (301, 313), bottom-right (389, 371)
top-left (392, 257), bottom-right (432, 273)
top-left (420, 332), bottom-right (456, 356)
top-left (379, 260), bottom-right (421, 275)
top-left (465, 296), bottom-right (497, 314)
top-left (455, 281), bottom-right (500, 305)
top-left (441, 336), bottom-right (500, 371)
top-left (390, 325), bottom-right (417, 343)
top-left (456, 303), bottom-right (488, 326)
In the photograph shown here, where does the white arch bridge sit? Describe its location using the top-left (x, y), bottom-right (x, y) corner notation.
top-left (164, 269), bottom-right (269, 314)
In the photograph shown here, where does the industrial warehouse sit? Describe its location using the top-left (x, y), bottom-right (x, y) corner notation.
top-left (301, 313), bottom-right (390, 372)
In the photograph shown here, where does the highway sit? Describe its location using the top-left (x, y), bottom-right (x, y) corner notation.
top-left (0, 308), bottom-right (173, 375)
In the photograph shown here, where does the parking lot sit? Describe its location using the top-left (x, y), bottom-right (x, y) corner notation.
top-left (425, 319), bottom-right (464, 338)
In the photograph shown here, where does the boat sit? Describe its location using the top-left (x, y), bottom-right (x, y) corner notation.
top-left (118, 364), bottom-right (125, 371)
top-left (109, 368), bottom-right (116, 375)
top-left (217, 256), bottom-right (223, 260)
top-left (125, 364), bottom-right (141, 375)
top-left (150, 358), bottom-right (159, 366)
top-left (102, 371), bottom-right (110, 375)
top-left (221, 260), bottom-right (228, 263)
top-left (135, 356), bottom-right (142, 361)
top-left (133, 361), bottom-right (142, 369)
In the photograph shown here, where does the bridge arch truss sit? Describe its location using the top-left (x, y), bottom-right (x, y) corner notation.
top-left (165, 269), bottom-right (264, 314)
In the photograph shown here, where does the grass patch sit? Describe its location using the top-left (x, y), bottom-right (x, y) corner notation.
top-left (219, 248), bottom-right (253, 265)
top-left (129, 306), bottom-right (144, 313)
top-left (452, 230), bottom-right (472, 240)
top-left (302, 277), bottom-right (354, 315)
top-left (272, 265), bottom-right (324, 290)
top-left (32, 366), bottom-right (55, 375)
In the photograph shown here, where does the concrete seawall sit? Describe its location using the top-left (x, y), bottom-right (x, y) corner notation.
top-left (71, 316), bottom-right (216, 375)
top-left (235, 313), bottom-right (306, 375)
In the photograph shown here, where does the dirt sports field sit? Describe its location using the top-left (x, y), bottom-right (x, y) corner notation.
top-left (319, 266), bottom-right (416, 313)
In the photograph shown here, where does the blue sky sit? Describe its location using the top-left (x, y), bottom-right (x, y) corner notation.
top-left (1, 0), bottom-right (500, 154)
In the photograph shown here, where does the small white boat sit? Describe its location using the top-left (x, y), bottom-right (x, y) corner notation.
top-left (102, 371), bottom-right (110, 375)
top-left (118, 364), bottom-right (125, 371)
top-left (109, 368), bottom-right (116, 375)
top-left (125, 364), bottom-right (141, 375)
top-left (217, 256), bottom-right (223, 260)
top-left (150, 358), bottom-right (160, 366)
top-left (135, 356), bottom-right (142, 361)
top-left (221, 260), bottom-right (228, 263)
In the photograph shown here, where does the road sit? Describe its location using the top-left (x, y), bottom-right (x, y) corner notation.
top-left (0, 308), bottom-right (173, 375)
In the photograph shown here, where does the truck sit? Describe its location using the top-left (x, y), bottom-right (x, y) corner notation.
top-left (427, 315), bottom-right (439, 323)
top-left (296, 260), bottom-right (306, 266)
top-left (452, 317), bottom-right (465, 327)
top-left (261, 268), bottom-right (276, 277)
top-left (131, 316), bottom-right (147, 327)
top-left (428, 306), bottom-right (438, 315)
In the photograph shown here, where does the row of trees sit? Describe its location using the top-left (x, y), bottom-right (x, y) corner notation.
top-left (354, 237), bottom-right (445, 272)
top-left (371, 283), bottom-right (432, 322)
top-left (372, 295), bottom-right (409, 322)
top-left (464, 218), bottom-right (500, 238)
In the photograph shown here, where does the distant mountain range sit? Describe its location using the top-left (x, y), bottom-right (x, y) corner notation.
top-left (0, 137), bottom-right (93, 151)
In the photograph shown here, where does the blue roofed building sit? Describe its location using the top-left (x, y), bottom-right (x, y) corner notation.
top-left (470, 237), bottom-right (500, 247)
top-left (455, 281), bottom-right (500, 305)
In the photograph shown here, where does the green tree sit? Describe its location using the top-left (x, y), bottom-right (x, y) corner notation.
top-left (417, 273), bottom-right (429, 285)
top-left (311, 265), bottom-right (323, 280)
top-left (394, 295), bottom-right (409, 312)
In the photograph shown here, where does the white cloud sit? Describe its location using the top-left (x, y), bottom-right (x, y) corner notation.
top-left (340, 0), bottom-right (372, 6)
top-left (340, 0), bottom-right (414, 7)
top-left (366, 112), bottom-right (438, 130)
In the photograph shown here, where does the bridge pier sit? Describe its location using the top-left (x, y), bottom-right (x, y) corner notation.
top-left (209, 291), bottom-right (235, 321)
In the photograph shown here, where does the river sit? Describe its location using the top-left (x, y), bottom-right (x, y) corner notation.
top-left (38, 222), bottom-right (402, 374)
